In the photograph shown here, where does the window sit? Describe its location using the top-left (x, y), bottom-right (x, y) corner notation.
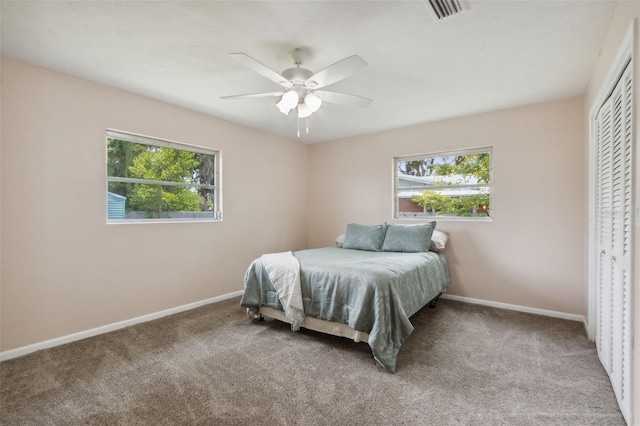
top-left (106, 130), bottom-right (220, 222)
top-left (394, 148), bottom-right (491, 220)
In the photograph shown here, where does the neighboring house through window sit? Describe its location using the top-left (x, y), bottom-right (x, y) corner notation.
top-left (106, 130), bottom-right (221, 222)
top-left (394, 148), bottom-right (492, 220)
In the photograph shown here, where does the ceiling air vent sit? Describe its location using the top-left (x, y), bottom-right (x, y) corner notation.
top-left (424, 0), bottom-right (466, 20)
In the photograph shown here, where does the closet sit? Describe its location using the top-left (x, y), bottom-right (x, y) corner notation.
top-left (593, 60), bottom-right (633, 424)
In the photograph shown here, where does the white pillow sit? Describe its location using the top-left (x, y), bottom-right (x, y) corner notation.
top-left (429, 230), bottom-right (449, 251)
top-left (335, 234), bottom-right (345, 247)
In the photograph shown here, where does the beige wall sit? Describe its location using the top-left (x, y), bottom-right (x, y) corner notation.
top-left (0, 59), bottom-right (309, 351)
top-left (0, 39), bottom-right (617, 368)
top-left (308, 96), bottom-right (586, 315)
top-left (584, 2), bottom-right (639, 422)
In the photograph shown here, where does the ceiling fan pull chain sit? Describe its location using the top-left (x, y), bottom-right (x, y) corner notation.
top-left (297, 117), bottom-right (300, 138)
top-left (306, 117), bottom-right (309, 134)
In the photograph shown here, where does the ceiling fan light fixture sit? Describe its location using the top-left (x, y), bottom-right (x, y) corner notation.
top-left (276, 103), bottom-right (292, 115)
top-left (277, 90), bottom-right (299, 115)
top-left (304, 93), bottom-right (322, 113)
top-left (297, 103), bottom-right (312, 118)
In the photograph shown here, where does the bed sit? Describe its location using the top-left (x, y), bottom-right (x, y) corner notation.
top-left (240, 223), bottom-right (451, 373)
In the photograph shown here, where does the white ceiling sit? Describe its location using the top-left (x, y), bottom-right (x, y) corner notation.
top-left (1, 1), bottom-right (617, 143)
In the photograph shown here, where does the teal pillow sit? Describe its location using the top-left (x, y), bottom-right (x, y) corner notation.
top-left (342, 223), bottom-right (387, 252)
top-left (381, 222), bottom-right (436, 253)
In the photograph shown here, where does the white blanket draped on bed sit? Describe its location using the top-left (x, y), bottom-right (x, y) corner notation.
top-left (261, 251), bottom-right (305, 331)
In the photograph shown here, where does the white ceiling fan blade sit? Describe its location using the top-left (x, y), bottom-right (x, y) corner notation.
top-left (314, 90), bottom-right (373, 107)
top-left (305, 55), bottom-right (367, 89)
top-left (221, 91), bottom-right (284, 100)
top-left (230, 53), bottom-right (293, 89)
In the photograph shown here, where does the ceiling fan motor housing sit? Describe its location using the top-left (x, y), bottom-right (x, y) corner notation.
top-left (281, 67), bottom-right (313, 86)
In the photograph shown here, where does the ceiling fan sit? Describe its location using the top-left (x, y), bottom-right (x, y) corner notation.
top-left (221, 48), bottom-right (372, 129)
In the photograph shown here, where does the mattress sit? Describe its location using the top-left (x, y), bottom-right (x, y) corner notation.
top-left (240, 246), bottom-right (450, 372)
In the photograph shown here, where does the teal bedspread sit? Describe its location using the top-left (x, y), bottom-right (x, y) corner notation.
top-left (240, 246), bottom-right (450, 372)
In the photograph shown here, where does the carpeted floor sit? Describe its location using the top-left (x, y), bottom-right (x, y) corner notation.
top-left (0, 298), bottom-right (625, 425)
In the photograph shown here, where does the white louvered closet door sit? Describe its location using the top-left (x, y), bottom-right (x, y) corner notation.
top-left (595, 61), bottom-right (633, 424)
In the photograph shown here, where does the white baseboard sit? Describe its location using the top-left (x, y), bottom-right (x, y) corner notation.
top-left (2, 291), bottom-right (589, 362)
top-left (0, 290), bottom-right (244, 362)
top-left (440, 294), bottom-right (587, 324)
top-left (583, 318), bottom-right (595, 342)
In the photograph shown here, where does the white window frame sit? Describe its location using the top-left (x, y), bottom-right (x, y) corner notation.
top-left (106, 130), bottom-right (221, 223)
top-left (393, 147), bottom-right (492, 221)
